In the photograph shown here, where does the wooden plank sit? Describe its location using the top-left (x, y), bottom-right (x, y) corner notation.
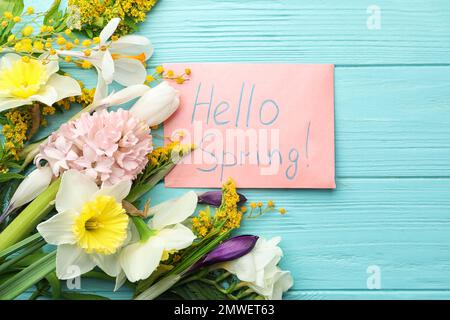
top-left (140, 178), bottom-right (450, 291)
top-left (139, 0), bottom-right (450, 65)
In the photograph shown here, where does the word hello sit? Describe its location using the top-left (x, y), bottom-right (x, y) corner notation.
top-left (191, 82), bottom-right (280, 127)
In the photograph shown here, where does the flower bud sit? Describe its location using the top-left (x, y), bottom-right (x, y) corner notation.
top-left (129, 81), bottom-right (180, 126)
top-left (7, 166), bottom-right (53, 211)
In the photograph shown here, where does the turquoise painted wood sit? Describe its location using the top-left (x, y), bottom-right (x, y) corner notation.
top-left (20, 0), bottom-right (450, 299)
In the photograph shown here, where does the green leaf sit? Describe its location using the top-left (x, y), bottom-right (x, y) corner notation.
top-left (160, 281), bottom-right (229, 300)
top-left (127, 163), bottom-right (176, 203)
top-left (0, 0), bottom-right (24, 44)
top-left (43, 0), bottom-right (61, 26)
top-left (0, 238), bottom-right (45, 274)
top-left (85, 28), bottom-right (94, 38)
top-left (0, 172), bottom-right (23, 183)
top-left (0, 250), bottom-right (56, 300)
top-left (0, 233), bottom-right (41, 260)
top-left (62, 292), bottom-right (110, 300)
top-left (0, 178), bottom-right (60, 252)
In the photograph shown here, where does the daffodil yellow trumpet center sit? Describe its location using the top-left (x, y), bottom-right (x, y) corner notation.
top-left (111, 52), bottom-right (146, 63)
top-left (0, 58), bottom-right (48, 98)
top-left (73, 195), bottom-right (129, 255)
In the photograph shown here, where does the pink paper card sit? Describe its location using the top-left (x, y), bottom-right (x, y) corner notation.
top-left (163, 63), bottom-right (335, 188)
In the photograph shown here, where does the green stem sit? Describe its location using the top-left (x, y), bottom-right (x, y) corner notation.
top-left (132, 216), bottom-right (157, 242)
top-left (0, 250), bottom-right (56, 300)
top-left (0, 179), bottom-right (60, 252)
top-left (126, 163), bottom-right (175, 203)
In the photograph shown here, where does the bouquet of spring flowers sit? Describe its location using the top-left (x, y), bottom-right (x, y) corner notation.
top-left (0, 0), bottom-right (293, 300)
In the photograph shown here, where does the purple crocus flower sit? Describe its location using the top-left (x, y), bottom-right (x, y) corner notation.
top-left (191, 235), bottom-right (258, 271)
top-left (198, 191), bottom-right (247, 207)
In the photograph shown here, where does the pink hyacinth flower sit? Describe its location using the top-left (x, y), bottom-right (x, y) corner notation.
top-left (36, 109), bottom-right (153, 186)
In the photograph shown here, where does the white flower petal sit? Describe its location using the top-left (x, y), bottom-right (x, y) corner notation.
top-left (29, 86), bottom-right (58, 106)
top-left (96, 84), bottom-right (149, 108)
top-left (0, 53), bottom-right (21, 69)
top-left (114, 271), bottom-right (127, 291)
top-left (46, 73), bottom-right (81, 101)
top-left (100, 18), bottom-right (121, 44)
top-left (56, 244), bottom-right (96, 280)
top-left (157, 224), bottom-right (196, 251)
top-left (101, 50), bottom-right (115, 84)
top-left (271, 270), bottom-right (294, 300)
top-left (221, 253), bottom-right (257, 283)
top-left (55, 170), bottom-right (99, 213)
top-left (91, 253), bottom-right (122, 277)
top-left (36, 210), bottom-right (78, 245)
top-left (95, 179), bottom-right (132, 203)
top-left (119, 236), bottom-right (164, 282)
top-left (149, 191), bottom-right (198, 230)
top-left (42, 57), bottom-right (59, 76)
top-left (129, 81), bottom-right (180, 126)
top-left (0, 97), bottom-right (30, 112)
top-left (93, 66), bottom-right (108, 104)
top-left (9, 166), bottom-right (53, 209)
top-left (113, 58), bottom-right (146, 86)
top-left (110, 35), bottom-right (153, 59)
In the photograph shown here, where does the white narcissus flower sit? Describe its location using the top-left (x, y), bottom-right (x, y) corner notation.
top-left (6, 166), bottom-right (53, 212)
top-left (0, 53), bottom-right (81, 112)
top-left (220, 237), bottom-right (294, 300)
top-left (119, 191), bottom-right (198, 283)
top-left (37, 170), bottom-right (132, 280)
top-left (56, 18), bottom-right (153, 102)
top-left (129, 81), bottom-right (180, 126)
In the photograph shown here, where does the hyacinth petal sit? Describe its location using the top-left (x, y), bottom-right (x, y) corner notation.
top-left (192, 235), bottom-right (259, 271)
top-left (198, 191), bottom-right (247, 207)
top-left (36, 109), bottom-right (152, 186)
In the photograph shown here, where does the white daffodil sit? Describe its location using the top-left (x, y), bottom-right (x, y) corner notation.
top-left (0, 53), bottom-right (81, 112)
top-left (37, 170), bottom-right (132, 280)
top-left (119, 191), bottom-right (198, 283)
top-left (220, 237), bottom-right (294, 300)
top-left (57, 18), bottom-right (153, 102)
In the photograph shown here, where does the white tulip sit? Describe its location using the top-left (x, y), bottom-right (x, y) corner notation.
top-left (129, 81), bottom-right (180, 126)
top-left (37, 170), bottom-right (132, 279)
top-left (119, 191), bottom-right (198, 283)
top-left (56, 18), bottom-right (153, 103)
top-left (95, 84), bottom-right (150, 109)
top-left (6, 166), bottom-right (53, 213)
top-left (0, 53), bottom-right (81, 112)
top-left (220, 237), bottom-right (294, 300)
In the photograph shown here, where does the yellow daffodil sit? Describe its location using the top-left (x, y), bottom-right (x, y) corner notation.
top-left (37, 170), bottom-right (132, 280)
top-left (0, 53), bottom-right (81, 112)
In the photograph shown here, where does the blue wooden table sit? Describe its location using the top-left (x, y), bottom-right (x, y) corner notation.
top-left (27, 0), bottom-right (450, 299)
